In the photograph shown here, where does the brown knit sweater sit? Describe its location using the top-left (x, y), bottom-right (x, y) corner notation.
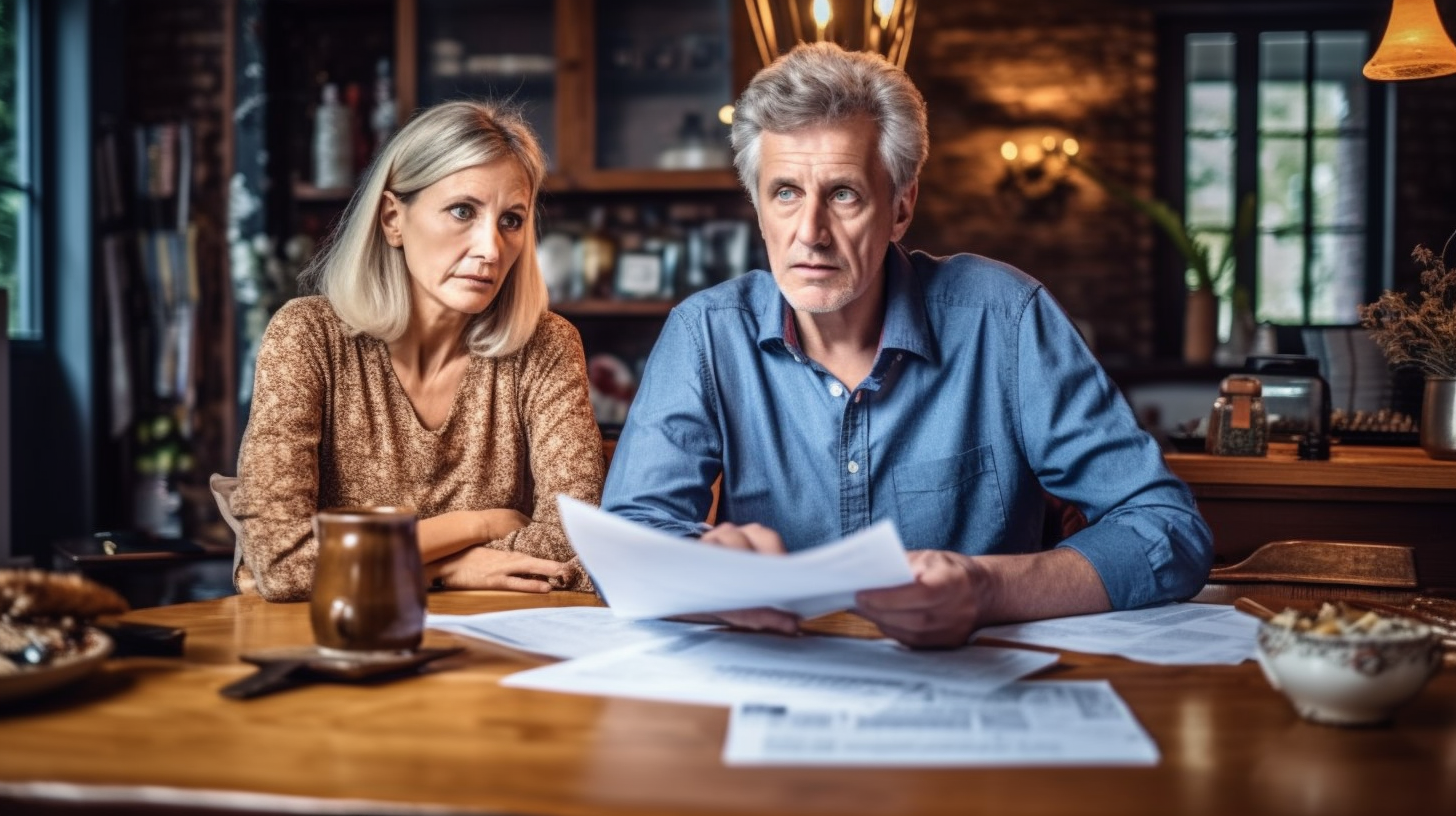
top-left (232, 296), bottom-right (604, 601)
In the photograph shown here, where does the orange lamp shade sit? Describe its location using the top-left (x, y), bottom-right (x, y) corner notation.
top-left (1363, 0), bottom-right (1456, 80)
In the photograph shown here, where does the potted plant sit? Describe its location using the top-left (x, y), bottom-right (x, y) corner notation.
top-left (1358, 235), bottom-right (1456, 460)
top-left (1073, 160), bottom-right (1254, 365)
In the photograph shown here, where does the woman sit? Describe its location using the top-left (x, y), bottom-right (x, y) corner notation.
top-left (229, 100), bottom-right (603, 602)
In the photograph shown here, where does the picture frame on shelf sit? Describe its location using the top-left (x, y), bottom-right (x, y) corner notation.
top-left (614, 250), bottom-right (667, 299)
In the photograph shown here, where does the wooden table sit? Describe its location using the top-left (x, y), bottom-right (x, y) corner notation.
top-left (1166, 443), bottom-right (1456, 589)
top-left (2, 591), bottom-right (1453, 816)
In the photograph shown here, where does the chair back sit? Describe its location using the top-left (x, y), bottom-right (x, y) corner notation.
top-left (1198, 539), bottom-right (1421, 604)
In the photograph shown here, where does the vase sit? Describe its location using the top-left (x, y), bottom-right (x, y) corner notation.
top-left (1420, 376), bottom-right (1456, 460)
top-left (1183, 288), bottom-right (1218, 366)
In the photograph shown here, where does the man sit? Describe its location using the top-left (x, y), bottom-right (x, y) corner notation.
top-left (601, 42), bottom-right (1212, 648)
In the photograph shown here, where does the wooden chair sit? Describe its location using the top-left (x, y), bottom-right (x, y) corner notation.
top-left (1194, 539), bottom-right (1421, 605)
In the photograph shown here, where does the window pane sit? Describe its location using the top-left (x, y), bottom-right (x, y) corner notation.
top-left (1314, 32), bottom-right (1368, 130)
top-left (1187, 136), bottom-right (1234, 228)
top-left (1313, 136), bottom-right (1366, 228)
top-left (1187, 34), bottom-right (1235, 133)
top-left (1259, 33), bottom-right (1308, 132)
top-left (1258, 231), bottom-right (1306, 322)
top-left (1259, 136), bottom-right (1306, 229)
top-left (1310, 232), bottom-right (1364, 323)
top-left (1191, 228), bottom-right (1232, 292)
top-left (0, 0), bottom-right (35, 338)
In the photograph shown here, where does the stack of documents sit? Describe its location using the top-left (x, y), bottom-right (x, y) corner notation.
top-left (974, 603), bottom-right (1260, 665)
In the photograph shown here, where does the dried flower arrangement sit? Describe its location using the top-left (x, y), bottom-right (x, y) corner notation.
top-left (1358, 235), bottom-right (1456, 379)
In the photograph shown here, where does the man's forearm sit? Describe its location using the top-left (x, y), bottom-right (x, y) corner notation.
top-left (976, 547), bottom-right (1111, 626)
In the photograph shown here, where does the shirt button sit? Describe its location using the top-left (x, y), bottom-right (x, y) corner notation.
top-left (847, 461), bottom-right (860, 474)
top-left (896, 353), bottom-right (904, 362)
top-left (829, 383), bottom-right (844, 397)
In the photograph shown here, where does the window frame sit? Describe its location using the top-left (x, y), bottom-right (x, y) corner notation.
top-left (1, 0), bottom-right (40, 341)
top-left (1154, 8), bottom-right (1389, 351)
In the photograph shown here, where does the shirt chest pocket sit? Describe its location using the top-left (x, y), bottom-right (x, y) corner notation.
top-left (890, 445), bottom-right (1005, 549)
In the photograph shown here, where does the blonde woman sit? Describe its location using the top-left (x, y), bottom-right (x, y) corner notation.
top-left (229, 101), bottom-right (602, 602)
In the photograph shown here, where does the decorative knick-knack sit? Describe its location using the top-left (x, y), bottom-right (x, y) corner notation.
top-left (313, 82), bottom-right (353, 189)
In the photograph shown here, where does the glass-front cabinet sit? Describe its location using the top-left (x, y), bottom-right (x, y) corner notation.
top-left (400, 0), bottom-right (751, 190)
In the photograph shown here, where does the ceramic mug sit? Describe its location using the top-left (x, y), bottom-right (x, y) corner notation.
top-left (311, 507), bottom-right (426, 656)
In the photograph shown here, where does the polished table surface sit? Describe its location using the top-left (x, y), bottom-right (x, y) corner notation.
top-left (1, 591), bottom-right (1453, 816)
top-left (1164, 441), bottom-right (1456, 491)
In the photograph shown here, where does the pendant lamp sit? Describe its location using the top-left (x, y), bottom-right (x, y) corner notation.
top-left (744, 0), bottom-right (918, 69)
top-left (1363, 0), bottom-right (1456, 80)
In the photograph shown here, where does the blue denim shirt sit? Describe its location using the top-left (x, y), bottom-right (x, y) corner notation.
top-left (601, 246), bottom-right (1213, 609)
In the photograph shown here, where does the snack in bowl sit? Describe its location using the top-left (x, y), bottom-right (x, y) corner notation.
top-left (1256, 602), bottom-right (1441, 726)
top-left (0, 570), bottom-right (128, 685)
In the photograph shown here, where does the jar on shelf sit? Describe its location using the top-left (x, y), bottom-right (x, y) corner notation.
top-left (1206, 375), bottom-right (1268, 457)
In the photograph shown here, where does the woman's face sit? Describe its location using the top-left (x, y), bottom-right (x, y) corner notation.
top-left (380, 159), bottom-right (532, 320)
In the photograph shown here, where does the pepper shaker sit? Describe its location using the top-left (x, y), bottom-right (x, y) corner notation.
top-left (1207, 375), bottom-right (1268, 456)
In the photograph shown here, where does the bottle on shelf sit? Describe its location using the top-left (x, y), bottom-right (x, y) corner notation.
top-left (343, 83), bottom-right (370, 176)
top-left (578, 206), bottom-right (617, 300)
top-left (313, 82), bottom-right (354, 190)
top-left (642, 207), bottom-right (683, 299)
top-left (371, 58), bottom-right (398, 157)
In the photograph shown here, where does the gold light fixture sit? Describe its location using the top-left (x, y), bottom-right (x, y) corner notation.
top-left (1363, 0), bottom-right (1456, 80)
top-left (743, 0), bottom-right (919, 69)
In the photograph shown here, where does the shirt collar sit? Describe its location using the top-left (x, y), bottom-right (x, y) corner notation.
top-left (755, 243), bottom-right (936, 365)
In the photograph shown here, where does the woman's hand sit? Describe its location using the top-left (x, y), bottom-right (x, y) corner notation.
top-left (430, 546), bottom-right (566, 593)
top-left (418, 508), bottom-right (533, 564)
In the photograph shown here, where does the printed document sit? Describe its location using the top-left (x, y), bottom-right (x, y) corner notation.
top-left (722, 680), bottom-right (1159, 766)
top-left (556, 496), bottom-right (914, 620)
top-left (502, 628), bottom-right (1059, 708)
top-left (974, 603), bottom-right (1259, 665)
top-left (427, 606), bottom-right (713, 660)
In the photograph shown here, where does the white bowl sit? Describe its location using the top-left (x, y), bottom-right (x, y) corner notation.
top-left (1255, 619), bottom-right (1441, 726)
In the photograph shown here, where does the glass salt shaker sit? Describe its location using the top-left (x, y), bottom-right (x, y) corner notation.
top-left (1206, 375), bottom-right (1268, 456)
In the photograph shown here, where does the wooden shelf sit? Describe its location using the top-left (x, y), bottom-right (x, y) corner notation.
top-left (552, 299), bottom-right (675, 318)
top-left (291, 180), bottom-right (355, 203)
top-left (547, 168), bottom-right (740, 193)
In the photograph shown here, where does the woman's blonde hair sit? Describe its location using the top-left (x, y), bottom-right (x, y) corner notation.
top-left (301, 100), bottom-right (549, 358)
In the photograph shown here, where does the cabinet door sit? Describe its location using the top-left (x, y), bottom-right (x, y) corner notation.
top-left (412, 0), bottom-right (560, 169)
top-left (587, 0), bottom-right (738, 182)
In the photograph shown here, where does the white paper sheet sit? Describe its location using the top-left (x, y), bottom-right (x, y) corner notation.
top-left (556, 496), bottom-right (915, 620)
top-left (722, 680), bottom-right (1160, 766)
top-left (974, 602), bottom-right (1259, 665)
top-left (426, 607), bottom-right (714, 659)
top-left (501, 628), bottom-right (1059, 708)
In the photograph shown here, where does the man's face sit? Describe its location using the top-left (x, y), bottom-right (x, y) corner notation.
top-left (756, 117), bottom-right (916, 315)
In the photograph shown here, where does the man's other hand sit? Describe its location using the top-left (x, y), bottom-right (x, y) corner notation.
top-left (853, 550), bottom-right (990, 649)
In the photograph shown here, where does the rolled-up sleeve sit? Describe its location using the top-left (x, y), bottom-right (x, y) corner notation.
top-left (1014, 288), bottom-right (1214, 608)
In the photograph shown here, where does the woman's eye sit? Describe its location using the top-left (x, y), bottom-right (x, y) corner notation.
top-left (448, 204), bottom-right (474, 220)
top-left (500, 212), bottom-right (524, 230)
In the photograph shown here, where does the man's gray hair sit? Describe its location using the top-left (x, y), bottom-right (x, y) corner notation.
top-left (730, 42), bottom-right (928, 207)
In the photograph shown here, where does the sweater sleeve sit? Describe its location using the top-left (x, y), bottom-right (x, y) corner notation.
top-left (230, 299), bottom-right (330, 602)
top-left (489, 313), bottom-right (605, 591)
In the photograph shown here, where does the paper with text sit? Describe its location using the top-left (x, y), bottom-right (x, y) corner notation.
top-left (556, 496), bottom-right (915, 620)
top-left (974, 602), bottom-right (1259, 665)
top-left (501, 628), bottom-right (1059, 708)
top-left (722, 680), bottom-right (1159, 766)
top-left (426, 606), bottom-right (713, 660)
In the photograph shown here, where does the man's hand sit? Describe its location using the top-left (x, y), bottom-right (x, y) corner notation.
top-left (682, 522), bottom-right (799, 635)
top-left (430, 547), bottom-right (566, 593)
top-left (854, 550), bottom-right (992, 649)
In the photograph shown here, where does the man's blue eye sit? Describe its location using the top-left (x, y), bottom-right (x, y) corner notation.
top-left (776, 188), bottom-right (795, 200)
top-left (833, 189), bottom-right (856, 202)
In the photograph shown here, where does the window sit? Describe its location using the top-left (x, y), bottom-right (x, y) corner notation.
top-left (0, 0), bottom-right (37, 338)
top-left (1173, 17), bottom-right (1384, 328)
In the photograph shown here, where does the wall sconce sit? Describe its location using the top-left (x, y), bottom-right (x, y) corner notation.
top-left (743, 0), bottom-right (919, 69)
top-left (1363, 0), bottom-right (1456, 80)
top-left (997, 132), bottom-right (1080, 220)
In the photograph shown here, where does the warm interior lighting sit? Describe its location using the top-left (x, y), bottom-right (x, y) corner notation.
top-left (744, 0), bottom-right (919, 69)
top-left (812, 0), bottom-right (832, 37)
top-left (718, 104), bottom-right (736, 125)
top-left (997, 130), bottom-right (1082, 219)
top-left (1363, 0), bottom-right (1456, 80)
